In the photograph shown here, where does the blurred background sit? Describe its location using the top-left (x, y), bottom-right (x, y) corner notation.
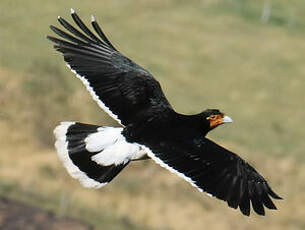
top-left (0, 0), bottom-right (305, 229)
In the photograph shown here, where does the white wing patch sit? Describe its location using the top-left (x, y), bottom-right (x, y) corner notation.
top-left (66, 64), bottom-right (123, 126)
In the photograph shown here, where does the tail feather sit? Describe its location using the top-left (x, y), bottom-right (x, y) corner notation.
top-left (54, 122), bottom-right (130, 188)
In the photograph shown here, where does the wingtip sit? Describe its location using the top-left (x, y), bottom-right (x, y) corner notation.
top-left (91, 15), bottom-right (96, 22)
top-left (256, 210), bottom-right (266, 216)
top-left (244, 212), bottom-right (251, 217)
top-left (240, 207), bottom-right (251, 217)
top-left (70, 8), bottom-right (75, 14)
top-left (274, 194), bottom-right (283, 200)
top-left (57, 16), bottom-right (61, 20)
top-left (268, 187), bottom-right (283, 200)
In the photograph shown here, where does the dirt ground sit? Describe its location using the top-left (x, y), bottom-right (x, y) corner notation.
top-left (0, 196), bottom-right (95, 230)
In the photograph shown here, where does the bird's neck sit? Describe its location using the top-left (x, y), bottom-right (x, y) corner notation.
top-left (174, 113), bottom-right (210, 137)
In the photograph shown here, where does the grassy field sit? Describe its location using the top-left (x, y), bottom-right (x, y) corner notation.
top-left (1, 0), bottom-right (305, 229)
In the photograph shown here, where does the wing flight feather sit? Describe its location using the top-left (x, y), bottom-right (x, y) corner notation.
top-left (141, 138), bottom-right (281, 216)
top-left (48, 10), bottom-right (172, 126)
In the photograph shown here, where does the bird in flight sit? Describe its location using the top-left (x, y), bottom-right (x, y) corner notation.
top-left (48, 9), bottom-right (281, 216)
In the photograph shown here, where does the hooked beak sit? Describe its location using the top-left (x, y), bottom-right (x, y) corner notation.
top-left (222, 115), bottom-right (233, 123)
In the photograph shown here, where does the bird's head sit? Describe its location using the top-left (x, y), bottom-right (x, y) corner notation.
top-left (200, 109), bottom-right (233, 133)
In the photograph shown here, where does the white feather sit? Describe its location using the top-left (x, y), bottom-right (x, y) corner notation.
top-left (85, 127), bottom-right (123, 152)
top-left (89, 129), bottom-right (146, 166)
top-left (91, 141), bottom-right (130, 166)
top-left (141, 145), bottom-right (213, 197)
top-left (54, 121), bottom-right (107, 189)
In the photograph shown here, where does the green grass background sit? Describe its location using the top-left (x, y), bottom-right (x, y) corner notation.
top-left (0, 0), bottom-right (305, 230)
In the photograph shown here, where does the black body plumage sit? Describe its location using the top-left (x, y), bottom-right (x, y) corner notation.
top-left (48, 10), bottom-right (282, 216)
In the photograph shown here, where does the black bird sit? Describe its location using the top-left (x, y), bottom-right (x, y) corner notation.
top-left (48, 9), bottom-right (282, 216)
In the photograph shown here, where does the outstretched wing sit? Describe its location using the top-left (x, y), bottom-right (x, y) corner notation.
top-left (47, 9), bottom-right (172, 126)
top-left (141, 138), bottom-right (282, 216)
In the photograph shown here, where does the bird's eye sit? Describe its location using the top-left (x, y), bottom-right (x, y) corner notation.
top-left (206, 115), bottom-right (216, 120)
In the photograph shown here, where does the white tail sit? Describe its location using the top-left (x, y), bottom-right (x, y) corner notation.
top-left (54, 122), bottom-right (146, 188)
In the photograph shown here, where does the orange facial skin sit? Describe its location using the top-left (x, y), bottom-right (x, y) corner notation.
top-left (206, 114), bottom-right (225, 129)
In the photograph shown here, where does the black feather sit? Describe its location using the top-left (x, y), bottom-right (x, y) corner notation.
top-left (91, 19), bottom-right (117, 51)
top-left (58, 16), bottom-right (95, 44)
top-left (71, 11), bottom-right (105, 46)
top-left (239, 190), bottom-right (250, 216)
top-left (50, 25), bottom-right (88, 46)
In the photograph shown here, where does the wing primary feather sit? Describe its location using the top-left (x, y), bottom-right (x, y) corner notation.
top-left (262, 192), bottom-right (277, 210)
top-left (226, 177), bottom-right (241, 209)
top-left (47, 35), bottom-right (80, 48)
top-left (57, 16), bottom-right (96, 44)
top-left (215, 173), bottom-right (232, 200)
top-left (238, 177), bottom-right (246, 204)
top-left (53, 44), bottom-right (111, 63)
top-left (47, 36), bottom-right (113, 57)
top-left (59, 51), bottom-right (109, 63)
top-left (266, 183), bottom-right (283, 200)
top-left (90, 43), bottom-right (114, 54)
top-left (50, 25), bottom-right (88, 46)
top-left (249, 181), bottom-right (265, 215)
top-left (91, 19), bottom-right (117, 51)
top-left (239, 190), bottom-right (250, 216)
top-left (251, 197), bottom-right (265, 216)
top-left (48, 30), bottom-right (113, 55)
top-left (71, 11), bottom-right (106, 46)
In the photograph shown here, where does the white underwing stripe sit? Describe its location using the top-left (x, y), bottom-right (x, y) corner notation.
top-left (141, 145), bottom-right (213, 198)
top-left (66, 64), bottom-right (123, 126)
top-left (54, 121), bottom-right (107, 188)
